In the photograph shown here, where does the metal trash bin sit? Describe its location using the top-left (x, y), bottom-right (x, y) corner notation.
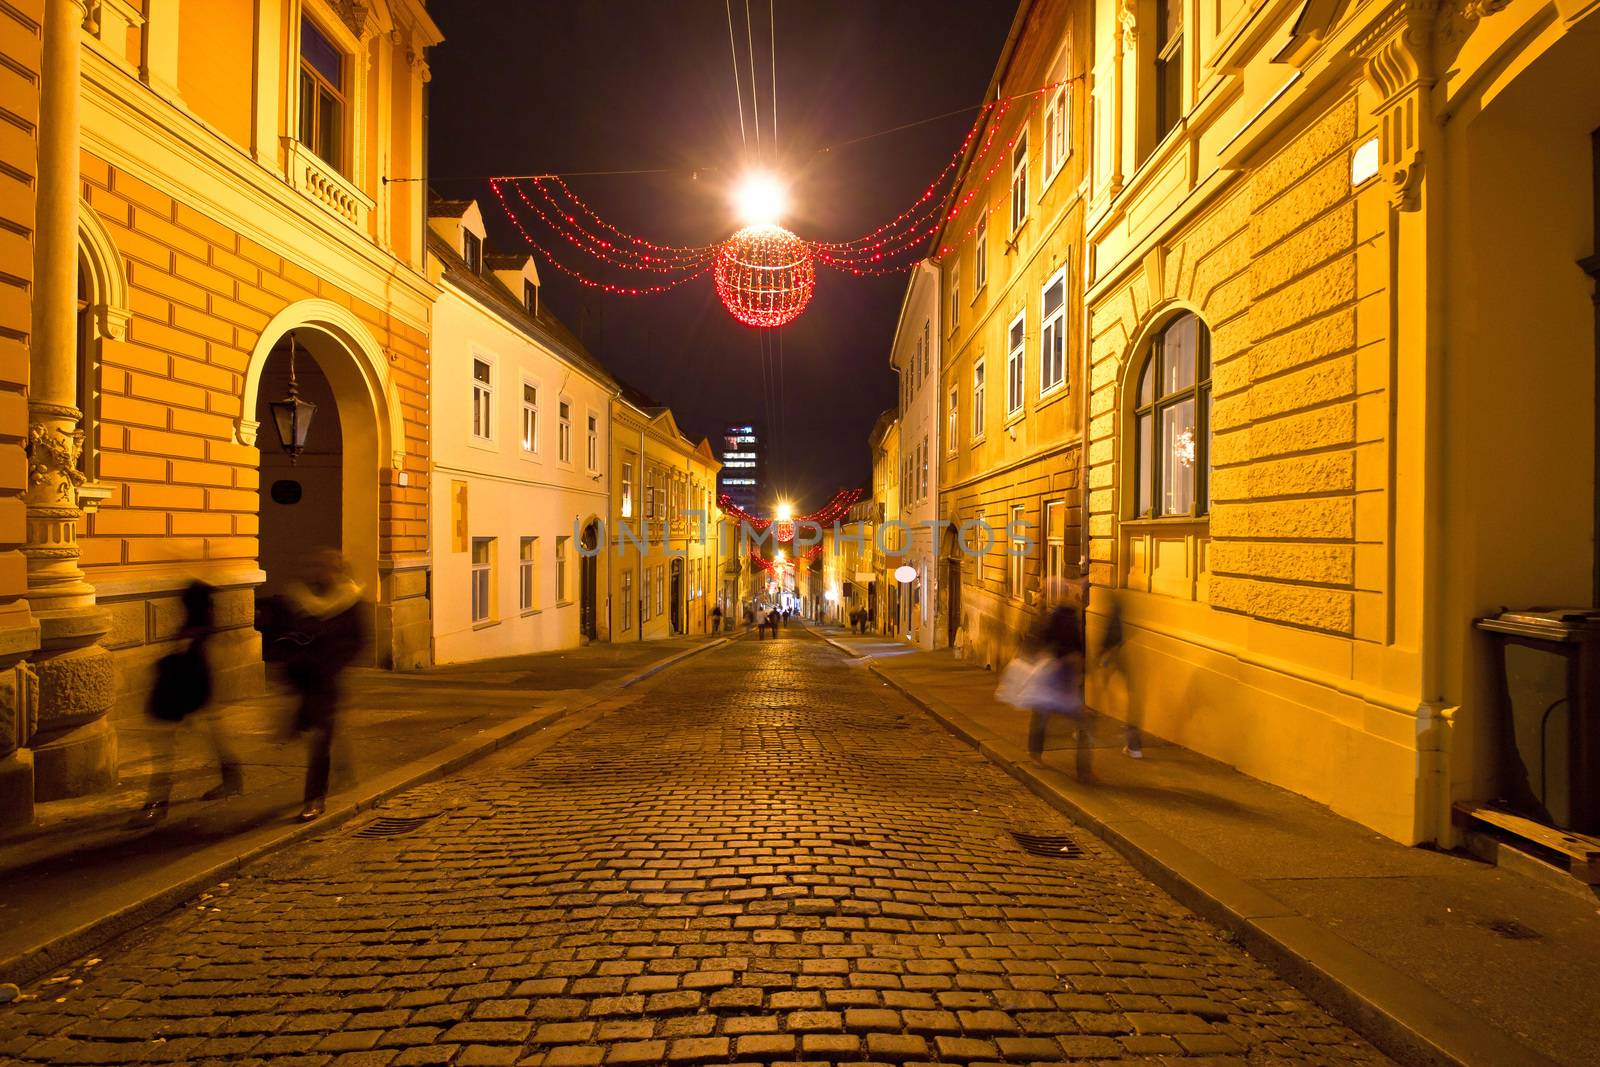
top-left (1474, 609), bottom-right (1600, 833)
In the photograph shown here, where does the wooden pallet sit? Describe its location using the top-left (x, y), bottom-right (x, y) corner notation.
top-left (1454, 802), bottom-right (1600, 884)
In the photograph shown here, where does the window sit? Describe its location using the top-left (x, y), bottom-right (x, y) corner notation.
top-left (472, 358), bottom-right (492, 440)
top-left (1010, 133), bottom-right (1029, 233)
top-left (555, 536), bottom-right (569, 603)
top-left (523, 279), bottom-right (538, 316)
top-left (1156, 0), bottom-right (1184, 143)
top-left (521, 382), bottom-right (538, 453)
top-left (520, 537), bottom-right (537, 612)
top-left (646, 469), bottom-right (655, 519)
top-left (922, 322), bottom-right (930, 382)
top-left (463, 231), bottom-right (482, 273)
top-left (587, 414), bottom-right (598, 471)
top-left (949, 264), bottom-right (961, 331)
top-left (1044, 500), bottom-right (1066, 590)
top-left (974, 214), bottom-right (987, 292)
top-left (1133, 312), bottom-right (1211, 518)
top-left (622, 570), bottom-right (633, 630)
top-left (1044, 48), bottom-right (1072, 182)
top-left (1040, 268), bottom-right (1067, 393)
top-left (973, 359), bottom-right (986, 439)
top-left (621, 460), bottom-right (634, 518)
top-left (298, 16), bottom-right (345, 172)
top-left (654, 566), bottom-right (665, 618)
top-left (1007, 313), bottom-right (1026, 416)
top-left (470, 537), bottom-right (493, 623)
top-left (920, 436), bottom-right (929, 500)
top-left (1008, 504), bottom-right (1026, 599)
top-left (558, 400), bottom-right (572, 463)
top-left (947, 388), bottom-right (958, 452)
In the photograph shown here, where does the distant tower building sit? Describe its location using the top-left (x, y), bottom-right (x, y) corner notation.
top-left (718, 423), bottom-right (764, 511)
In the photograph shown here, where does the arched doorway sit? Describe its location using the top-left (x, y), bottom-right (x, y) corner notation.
top-left (252, 327), bottom-right (381, 665)
top-left (670, 557), bottom-right (684, 634)
top-left (579, 519), bottom-right (599, 641)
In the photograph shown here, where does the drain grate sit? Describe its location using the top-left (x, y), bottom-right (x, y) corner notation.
top-left (1010, 830), bottom-right (1085, 858)
top-left (355, 815), bottom-right (435, 839)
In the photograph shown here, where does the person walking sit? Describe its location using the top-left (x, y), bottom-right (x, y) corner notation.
top-left (998, 596), bottom-right (1089, 780)
top-left (1100, 590), bottom-right (1142, 758)
top-left (711, 603), bottom-right (724, 634)
top-left (137, 580), bottom-right (240, 822)
top-left (278, 549), bottom-right (367, 821)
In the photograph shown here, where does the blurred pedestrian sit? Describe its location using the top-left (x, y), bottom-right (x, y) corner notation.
top-left (137, 581), bottom-right (241, 822)
top-left (1099, 590), bottom-right (1141, 758)
top-left (998, 590), bottom-right (1089, 780)
top-left (711, 603), bottom-right (724, 633)
top-left (278, 549), bottom-right (367, 821)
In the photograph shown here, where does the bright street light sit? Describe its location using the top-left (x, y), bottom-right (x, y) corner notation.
top-left (733, 171), bottom-right (786, 226)
top-left (775, 500), bottom-right (794, 522)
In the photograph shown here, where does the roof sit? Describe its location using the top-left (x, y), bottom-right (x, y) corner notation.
top-left (426, 226), bottom-right (617, 389)
top-left (430, 198), bottom-right (473, 219)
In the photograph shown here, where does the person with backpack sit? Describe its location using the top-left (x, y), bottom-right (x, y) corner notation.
top-left (136, 581), bottom-right (240, 822)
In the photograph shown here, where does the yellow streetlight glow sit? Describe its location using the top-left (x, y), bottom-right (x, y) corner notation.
top-left (733, 172), bottom-right (786, 226)
top-left (775, 500), bottom-right (794, 522)
top-left (776, 550), bottom-right (786, 563)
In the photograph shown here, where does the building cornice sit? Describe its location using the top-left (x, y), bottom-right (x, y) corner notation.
top-left (79, 47), bottom-right (437, 332)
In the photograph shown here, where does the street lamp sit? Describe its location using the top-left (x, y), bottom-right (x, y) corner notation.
top-left (268, 333), bottom-right (316, 464)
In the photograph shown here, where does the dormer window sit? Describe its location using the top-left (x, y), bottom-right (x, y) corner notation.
top-left (463, 231), bottom-right (482, 273)
top-left (524, 279), bottom-right (538, 316)
top-left (298, 16), bottom-right (346, 173)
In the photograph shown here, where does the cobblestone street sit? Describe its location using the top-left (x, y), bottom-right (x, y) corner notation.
top-left (0, 630), bottom-right (1386, 1065)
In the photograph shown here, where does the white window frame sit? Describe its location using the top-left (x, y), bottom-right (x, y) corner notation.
top-left (622, 569), bottom-right (633, 630)
top-left (1044, 500), bottom-right (1066, 589)
top-left (947, 387), bottom-right (959, 454)
top-left (1006, 311), bottom-right (1027, 417)
top-left (972, 359), bottom-right (987, 441)
top-left (523, 278), bottom-right (538, 316)
top-left (558, 397), bottom-right (573, 464)
top-left (1043, 47), bottom-right (1072, 187)
top-left (520, 536), bottom-right (537, 613)
top-left (621, 459), bottom-right (634, 518)
top-left (1010, 133), bottom-right (1029, 235)
top-left (586, 410), bottom-right (599, 472)
top-left (974, 213), bottom-right (987, 294)
top-left (520, 377), bottom-right (539, 455)
top-left (920, 436), bottom-right (929, 500)
top-left (555, 535), bottom-right (570, 604)
top-left (470, 537), bottom-right (494, 623)
top-left (949, 263), bottom-right (961, 333)
top-left (463, 230), bottom-right (482, 273)
top-left (1040, 266), bottom-right (1068, 396)
top-left (1008, 504), bottom-right (1026, 600)
top-left (471, 354), bottom-right (494, 444)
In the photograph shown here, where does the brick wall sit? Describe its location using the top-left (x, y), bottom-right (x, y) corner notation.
top-left (0, 0), bottom-right (41, 660)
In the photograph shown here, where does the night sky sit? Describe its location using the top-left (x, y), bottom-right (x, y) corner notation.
top-left (426, 1), bottom-right (1015, 511)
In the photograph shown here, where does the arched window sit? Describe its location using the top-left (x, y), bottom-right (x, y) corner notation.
top-left (1133, 311), bottom-right (1210, 518)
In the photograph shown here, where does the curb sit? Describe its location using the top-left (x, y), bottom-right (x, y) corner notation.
top-left (819, 634), bottom-right (1554, 1067)
top-left (2, 636), bottom-right (728, 988)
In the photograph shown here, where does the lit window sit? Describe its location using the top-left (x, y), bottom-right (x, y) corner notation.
top-left (1040, 268), bottom-right (1067, 393)
top-left (949, 263), bottom-right (960, 332)
top-left (524, 279), bottom-right (538, 316)
top-left (1133, 312), bottom-right (1211, 518)
top-left (621, 460), bottom-right (633, 518)
top-left (472, 358), bottom-right (492, 441)
top-left (298, 16), bottom-right (346, 173)
top-left (1010, 133), bottom-right (1029, 233)
top-left (973, 359), bottom-right (986, 439)
top-left (1156, 0), bottom-right (1184, 143)
top-left (558, 400), bottom-right (571, 463)
top-left (587, 414), bottom-right (598, 471)
top-left (1044, 500), bottom-right (1065, 589)
top-left (947, 387), bottom-right (958, 451)
top-left (1007, 313), bottom-right (1026, 415)
top-left (463, 231), bottom-right (482, 273)
top-left (520, 536), bottom-right (537, 611)
top-left (470, 537), bottom-right (493, 622)
top-left (555, 536), bottom-right (569, 603)
top-left (975, 214), bottom-right (987, 292)
top-left (521, 382), bottom-right (537, 452)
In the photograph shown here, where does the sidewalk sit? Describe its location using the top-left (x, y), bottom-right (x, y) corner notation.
top-left (813, 624), bottom-right (1599, 1067)
top-left (0, 633), bottom-right (727, 986)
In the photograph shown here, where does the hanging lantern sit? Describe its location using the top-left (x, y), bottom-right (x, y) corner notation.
top-left (714, 224), bottom-right (816, 328)
top-left (268, 334), bottom-right (317, 464)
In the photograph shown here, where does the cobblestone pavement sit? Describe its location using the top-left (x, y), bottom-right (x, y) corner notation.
top-left (0, 629), bottom-right (1388, 1065)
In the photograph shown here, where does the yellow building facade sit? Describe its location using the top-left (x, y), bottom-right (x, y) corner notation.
top-left (937, 0), bottom-right (1091, 669)
top-left (607, 395), bottom-right (722, 643)
top-left (6, 0), bottom-right (440, 822)
top-left (1079, 0), bottom-right (1600, 843)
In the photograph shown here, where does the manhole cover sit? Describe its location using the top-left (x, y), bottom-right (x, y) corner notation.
top-left (1010, 830), bottom-right (1084, 858)
top-left (355, 815), bottom-right (435, 839)
top-left (1479, 918), bottom-right (1542, 941)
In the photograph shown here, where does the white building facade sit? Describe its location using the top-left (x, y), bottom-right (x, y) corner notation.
top-left (427, 201), bottom-right (616, 664)
top-left (890, 262), bottom-right (943, 648)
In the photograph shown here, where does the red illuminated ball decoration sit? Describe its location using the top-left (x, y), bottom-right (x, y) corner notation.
top-left (714, 224), bottom-right (816, 328)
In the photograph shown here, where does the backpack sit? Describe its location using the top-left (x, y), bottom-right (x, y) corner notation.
top-left (147, 641), bottom-right (212, 723)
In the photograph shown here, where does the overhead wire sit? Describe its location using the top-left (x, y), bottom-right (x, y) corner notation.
top-left (744, 0), bottom-right (761, 154)
top-left (724, 0), bottom-right (747, 147)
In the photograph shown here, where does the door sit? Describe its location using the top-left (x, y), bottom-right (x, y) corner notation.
top-left (947, 559), bottom-right (961, 646)
top-left (579, 521), bottom-right (598, 640)
top-left (670, 558), bottom-right (684, 634)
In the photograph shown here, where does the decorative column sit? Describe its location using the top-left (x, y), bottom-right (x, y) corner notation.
top-left (25, 0), bottom-right (116, 799)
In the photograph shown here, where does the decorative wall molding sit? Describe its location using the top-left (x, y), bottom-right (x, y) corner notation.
top-left (1352, 0), bottom-right (1441, 211)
